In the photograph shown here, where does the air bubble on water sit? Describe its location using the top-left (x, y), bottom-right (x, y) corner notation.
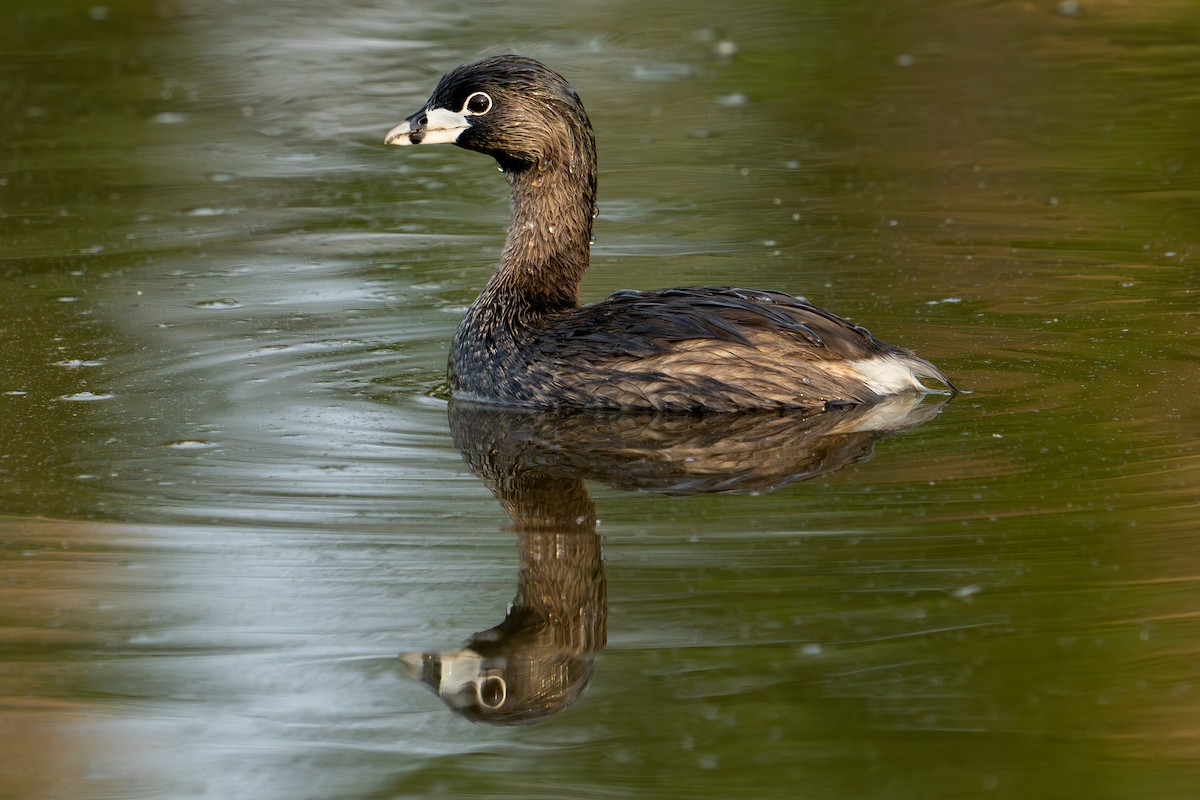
top-left (165, 440), bottom-right (219, 450)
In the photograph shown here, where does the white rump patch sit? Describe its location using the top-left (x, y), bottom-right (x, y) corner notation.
top-left (849, 355), bottom-right (940, 395)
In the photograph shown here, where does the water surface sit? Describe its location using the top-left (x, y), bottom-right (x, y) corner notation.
top-left (2, 1), bottom-right (1199, 798)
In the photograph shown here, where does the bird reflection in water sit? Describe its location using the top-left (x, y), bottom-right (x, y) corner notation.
top-left (400, 394), bottom-right (950, 724)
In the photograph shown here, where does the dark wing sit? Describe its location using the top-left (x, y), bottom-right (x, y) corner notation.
top-left (546, 286), bottom-right (898, 361)
top-left (509, 286), bottom-right (952, 411)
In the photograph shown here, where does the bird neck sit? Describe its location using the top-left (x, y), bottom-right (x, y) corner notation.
top-left (483, 137), bottom-right (597, 315)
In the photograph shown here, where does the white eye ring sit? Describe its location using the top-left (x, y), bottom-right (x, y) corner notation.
top-left (476, 675), bottom-right (506, 709)
top-left (464, 91), bottom-right (492, 116)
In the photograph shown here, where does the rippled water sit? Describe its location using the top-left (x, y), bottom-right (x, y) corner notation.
top-left (2, 0), bottom-right (1199, 798)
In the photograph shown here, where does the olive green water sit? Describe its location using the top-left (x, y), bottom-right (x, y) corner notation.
top-left (2, 0), bottom-right (1199, 798)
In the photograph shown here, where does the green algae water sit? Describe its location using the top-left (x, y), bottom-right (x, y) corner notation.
top-left (2, 1), bottom-right (1198, 798)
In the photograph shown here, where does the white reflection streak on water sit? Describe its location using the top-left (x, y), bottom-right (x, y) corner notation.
top-left (73, 4), bottom-right (528, 796)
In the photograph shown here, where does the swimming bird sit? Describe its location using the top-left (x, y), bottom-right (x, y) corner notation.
top-left (385, 55), bottom-right (956, 412)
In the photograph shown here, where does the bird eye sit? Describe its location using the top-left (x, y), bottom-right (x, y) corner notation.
top-left (465, 91), bottom-right (492, 115)
top-left (476, 675), bottom-right (506, 708)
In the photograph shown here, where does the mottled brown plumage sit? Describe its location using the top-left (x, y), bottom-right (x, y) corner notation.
top-left (386, 55), bottom-right (956, 411)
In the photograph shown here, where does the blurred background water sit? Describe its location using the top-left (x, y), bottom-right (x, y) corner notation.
top-left (2, 0), bottom-right (1199, 798)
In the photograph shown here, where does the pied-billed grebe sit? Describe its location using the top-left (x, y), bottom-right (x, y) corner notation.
top-left (385, 55), bottom-right (956, 412)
